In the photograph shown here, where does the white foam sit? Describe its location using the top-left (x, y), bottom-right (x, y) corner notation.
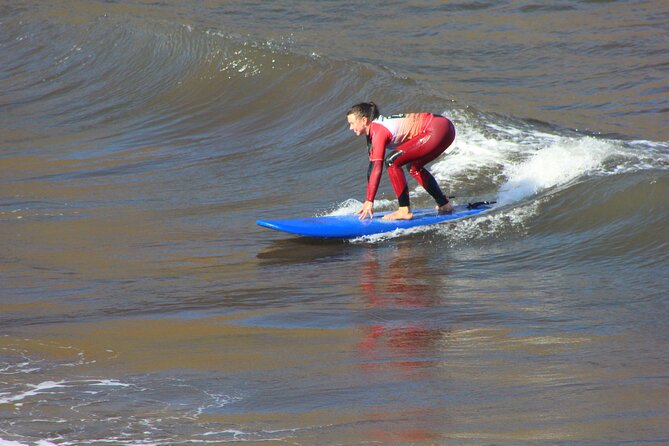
top-left (0, 380), bottom-right (67, 405)
top-left (0, 440), bottom-right (30, 446)
top-left (321, 198), bottom-right (396, 217)
top-left (0, 379), bottom-right (131, 405)
top-left (88, 379), bottom-right (131, 387)
top-left (437, 201), bottom-right (540, 242)
top-left (0, 441), bottom-right (59, 446)
top-left (431, 121), bottom-right (522, 184)
top-left (497, 136), bottom-right (616, 205)
top-left (350, 225), bottom-right (428, 243)
top-left (320, 198), bottom-right (362, 216)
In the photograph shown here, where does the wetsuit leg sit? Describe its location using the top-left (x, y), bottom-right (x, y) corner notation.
top-left (407, 165), bottom-right (448, 206)
top-left (385, 151), bottom-right (411, 207)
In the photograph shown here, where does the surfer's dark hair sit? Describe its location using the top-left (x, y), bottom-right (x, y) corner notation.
top-left (347, 102), bottom-right (380, 121)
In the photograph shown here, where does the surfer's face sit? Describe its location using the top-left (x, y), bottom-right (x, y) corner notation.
top-left (347, 113), bottom-right (369, 137)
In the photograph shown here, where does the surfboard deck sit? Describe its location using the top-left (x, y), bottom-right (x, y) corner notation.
top-left (256, 202), bottom-right (494, 239)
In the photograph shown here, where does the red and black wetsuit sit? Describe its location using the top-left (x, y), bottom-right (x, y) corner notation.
top-left (366, 113), bottom-right (456, 207)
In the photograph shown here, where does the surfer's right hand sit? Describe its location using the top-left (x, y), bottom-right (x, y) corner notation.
top-left (356, 200), bottom-right (374, 220)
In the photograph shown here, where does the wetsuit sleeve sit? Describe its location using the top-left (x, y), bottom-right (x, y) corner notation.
top-left (368, 124), bottom-right (391, 162)
top-left (365, 123), bottom-right (391, 202)
top-left (366, 159), bottom-right (383, 202)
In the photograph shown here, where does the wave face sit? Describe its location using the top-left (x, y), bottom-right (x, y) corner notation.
top-left (1, 2), bottom-right (668, 445)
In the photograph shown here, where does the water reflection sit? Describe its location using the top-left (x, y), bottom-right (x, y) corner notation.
top-left (357, 244), bottom-right (447, 372)
top-left (355, 244), bottom-right (449, 443)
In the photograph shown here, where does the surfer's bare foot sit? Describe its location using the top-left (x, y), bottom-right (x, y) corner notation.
top-left (383, 207), bottom-right (413, 220)
top-left (437, 202), bottom-right (453, 214)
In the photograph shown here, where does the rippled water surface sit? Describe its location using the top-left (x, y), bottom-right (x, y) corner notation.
top-left (1, 1), bottom-right (668, 445)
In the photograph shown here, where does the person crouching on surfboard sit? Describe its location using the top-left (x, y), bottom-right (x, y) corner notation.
top-left (346, 102), bottom-right (456, 220)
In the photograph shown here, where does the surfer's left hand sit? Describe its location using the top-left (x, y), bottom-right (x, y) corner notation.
top-left (356, 200), bottom-right (374, 220)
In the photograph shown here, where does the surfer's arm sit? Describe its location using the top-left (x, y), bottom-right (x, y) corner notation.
top-left (357, 159), bottom-right (383, 219)
top-left (366, 159), bottom-right (383, 201)
top-left (358, 125), bottom-right (389, 219)
top-left (365, 128), bottom-right (388, 202)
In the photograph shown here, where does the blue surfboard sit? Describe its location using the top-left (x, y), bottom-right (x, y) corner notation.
top-left (257, 202), bottom-right (494, 239)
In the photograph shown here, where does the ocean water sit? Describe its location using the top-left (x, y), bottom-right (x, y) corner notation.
top-left (1, 1), bottom-right (668, 445)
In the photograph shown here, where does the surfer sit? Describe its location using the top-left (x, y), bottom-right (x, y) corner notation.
top-left (346, 102), bottom-right (456, 220)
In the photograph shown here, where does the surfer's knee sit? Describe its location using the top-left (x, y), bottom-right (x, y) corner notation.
top-left (408, 165), bottom-right (424, 177)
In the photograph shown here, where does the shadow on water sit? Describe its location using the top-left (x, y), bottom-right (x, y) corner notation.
top-left (256, 237), bottom-right (356, 266)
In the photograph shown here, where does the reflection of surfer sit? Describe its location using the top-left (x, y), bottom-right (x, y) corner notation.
top-left (357, 247), bottom-right (441, 372)
top-left (346, 102), bottom-right (456, 220)
top-left (355, 247), bottom-right (446, 443)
